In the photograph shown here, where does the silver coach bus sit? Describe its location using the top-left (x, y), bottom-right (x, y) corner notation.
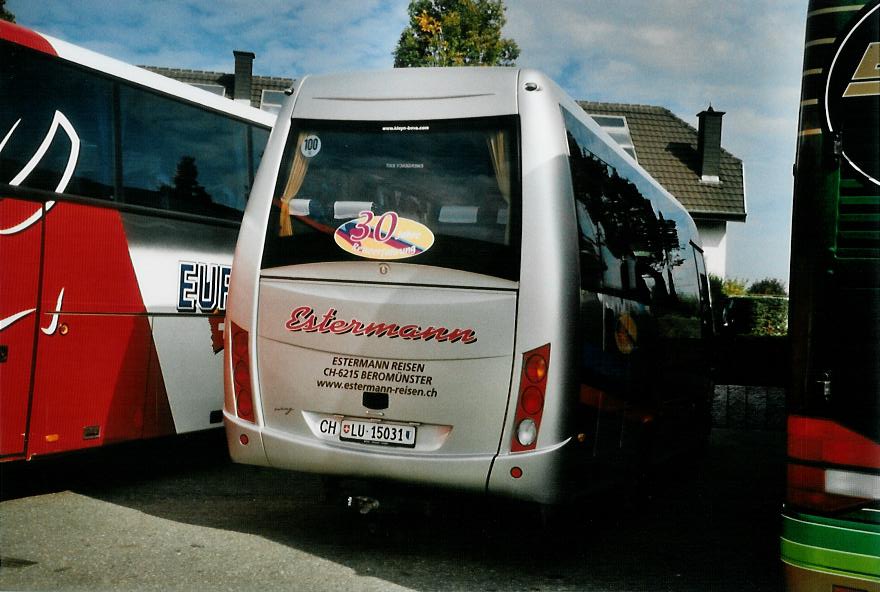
top-left (224, 68), bottom-right (714, 504)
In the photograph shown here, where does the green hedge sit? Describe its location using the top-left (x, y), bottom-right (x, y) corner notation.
top-left (721, 295), bottom-right (789, 337)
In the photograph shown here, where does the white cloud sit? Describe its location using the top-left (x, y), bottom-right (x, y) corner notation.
top-left (9, 0), bottom-right (409, 75)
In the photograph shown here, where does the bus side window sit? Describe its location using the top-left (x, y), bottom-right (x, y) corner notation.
top-left (566, 129), bottom-right (605, 290)
top-left (0, 45), bottom-right (116, 200)
top-left (564, 117), bottom-right (669, 303)
top-left (692, 244), bottom-right (713, 335)
top-left (666, 243), bottom-right (703, 329)
top-left (119, 85), bottom-right (252, 221)
top-left (575, 201), bottom-right (604, 288)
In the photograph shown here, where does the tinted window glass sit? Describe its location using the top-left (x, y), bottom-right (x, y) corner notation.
top-left (564, 108), bottom-right (690, 305)
top-left (565, 107), bottom-right (703, 341)
top-left (119, 85), bottom-right (252, 220)
top-left (0, 42), bottom-right (115, 199)
top-left (261, 117), bottom-right (520, 280)
top-left (693, 246), bottom-right (713, 333)
top-left (563, 110), bottom-right (700, 314)
top-left (251, 126), bottom-right (269, 180)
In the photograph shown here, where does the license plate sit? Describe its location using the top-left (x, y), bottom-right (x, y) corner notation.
top-left (340, 420), bottom-right (417, 448)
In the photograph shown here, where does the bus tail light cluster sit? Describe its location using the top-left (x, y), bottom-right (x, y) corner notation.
top-left (230, 322), bottom-right (255, 423)
top-left (786, 416), bottom-right (880, 512)
top-left (511, 344), bottom-right (550, 453)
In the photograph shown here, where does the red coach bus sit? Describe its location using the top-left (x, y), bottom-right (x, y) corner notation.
top-left (0, 22), bottom-right (274, 461)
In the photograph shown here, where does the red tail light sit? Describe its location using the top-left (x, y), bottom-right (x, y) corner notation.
top-left (511, 344), bottom-right (550, 453)
top-left (788, 416), bottom-right (880, 470)
top-left (786, 416), bottom-right (880, 512)
top-left (230, 322), bottom-right (255, 423)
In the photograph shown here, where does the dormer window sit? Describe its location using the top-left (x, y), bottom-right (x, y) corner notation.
top-left (590, 114), bottom-right (638, 161)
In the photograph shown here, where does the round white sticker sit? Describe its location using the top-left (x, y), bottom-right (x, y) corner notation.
top-left (300, 135), bottom-right (321, 158)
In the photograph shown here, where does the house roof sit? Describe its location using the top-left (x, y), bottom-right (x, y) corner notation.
top-left (142, 66), bottom-right (293, 107)
top-left (580, 101), bottom-right (746, 221)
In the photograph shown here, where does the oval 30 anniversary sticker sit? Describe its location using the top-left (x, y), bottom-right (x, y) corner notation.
top-left (335, 211), bottom-right (435, 260)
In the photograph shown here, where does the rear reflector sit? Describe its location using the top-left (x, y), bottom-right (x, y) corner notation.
top-left (511, 344), bottom-right (550, 452)
top-left (230, 322), bottom-right (255, 423)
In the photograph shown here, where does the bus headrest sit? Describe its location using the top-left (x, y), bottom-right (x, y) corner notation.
top-left (438, 205), bottom-right (479, 224)
top-left (290, 199), bottom-right (311, 216)
top-left (334, 201), bottom-right (373, 219)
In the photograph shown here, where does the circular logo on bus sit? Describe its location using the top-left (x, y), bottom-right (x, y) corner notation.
top-left (825, 4), bottom-right (879, 186)
top-left (334, 211), bottom-right (435, 260)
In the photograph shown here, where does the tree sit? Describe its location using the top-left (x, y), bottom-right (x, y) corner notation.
top-left (721, 277), bottom-right (748, 296)
top-left (747, 277), bottom-right (787, 296)
top-left (393, 0), bottom-right (520, 67)
top-left (159, 156), bottom-right (211, 210)
top-left (1, 0), bottom-right (15, 23)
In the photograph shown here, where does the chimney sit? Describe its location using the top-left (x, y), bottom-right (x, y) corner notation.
top-left (233, 50), bottom-right (255, 106)
top-left (697, 105), bottom-right (725, 183)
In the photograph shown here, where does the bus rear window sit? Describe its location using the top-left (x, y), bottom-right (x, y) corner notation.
top-left (260, 116), bottom-right (520, 280)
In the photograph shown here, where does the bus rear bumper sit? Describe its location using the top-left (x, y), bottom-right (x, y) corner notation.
top-left (224, 413), bottom-right (270, 467)
top-left (487, 438), bottom-right (578, 505)
top-left (226, 413), bottom-right (494, 494)
top-left (226, 412), bottom-right (586, 503)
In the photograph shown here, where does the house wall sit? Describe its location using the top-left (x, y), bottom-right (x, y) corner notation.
top-left (695, 219), bottom-right (727, 277)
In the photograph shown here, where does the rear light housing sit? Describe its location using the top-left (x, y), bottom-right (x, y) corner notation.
top-left (511, 344), bottom-right (550, 452)
top-left (786, 416), bottom-right (880, 512)
top-left (230, 321), bottom-right (255, 423)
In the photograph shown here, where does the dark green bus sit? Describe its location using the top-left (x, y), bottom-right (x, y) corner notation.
top-left (783, 1), bottom-right (880, 590)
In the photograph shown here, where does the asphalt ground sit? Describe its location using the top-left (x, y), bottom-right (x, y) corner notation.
top-left (0, 424), bottom-right (785, 592)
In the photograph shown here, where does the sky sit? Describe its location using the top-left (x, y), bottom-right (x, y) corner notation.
top-left (7, 0), bottom-right (806, 285)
